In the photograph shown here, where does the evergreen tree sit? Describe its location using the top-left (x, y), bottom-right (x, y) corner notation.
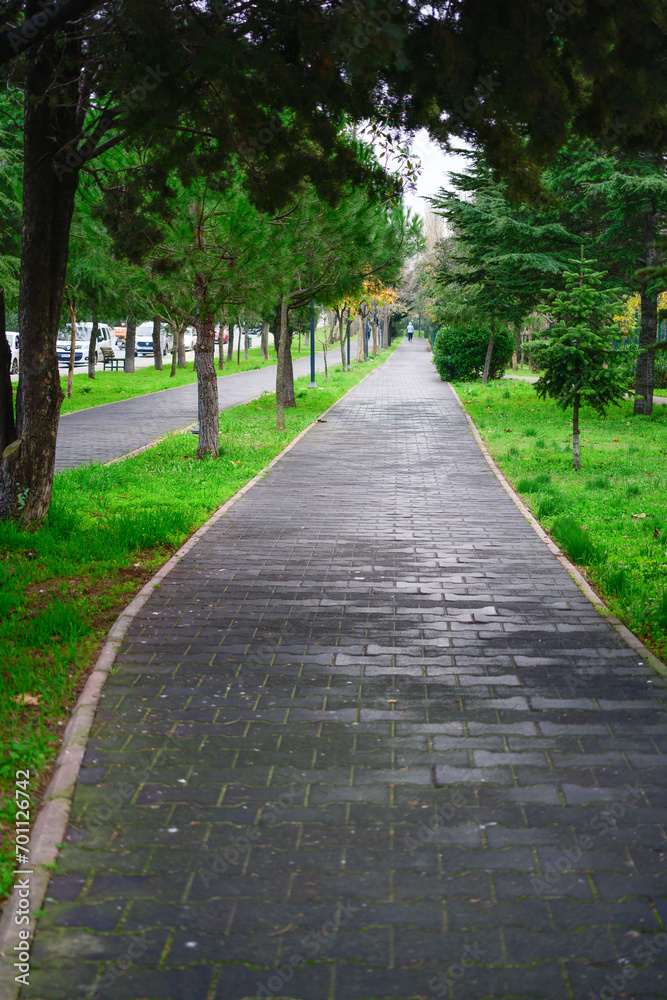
top-left (533, 253), bottom-right (626, 471)
top-left (430, 153), bottom-right (578, 382)
top-left (4, 0), bottom-right (667, 521)
top-left (545, 145), bottom-right (667, 415)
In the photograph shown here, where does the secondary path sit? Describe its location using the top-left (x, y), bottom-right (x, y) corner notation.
top-left (504, 372), bottom-right (667, 406)
top-left (21, 342), bottom-right (667, 999)
top-left (55, 351), bottom-right (330, 471)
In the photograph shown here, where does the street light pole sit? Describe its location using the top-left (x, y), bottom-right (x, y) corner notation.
top-left (308, 298), bottom-right (317, 388)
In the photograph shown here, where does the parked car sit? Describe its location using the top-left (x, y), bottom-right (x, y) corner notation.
top-left (134, 322), bottom-right (173, 357)
top-left (56, 322), bottom-right (115, 365)
top-left (6, 332), bottom-right (19, 373)
top-left (182, 326), bottom-right (196, 350)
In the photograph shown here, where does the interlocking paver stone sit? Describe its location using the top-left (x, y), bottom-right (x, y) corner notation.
top-left (19, 342), bottom-right (667, 999)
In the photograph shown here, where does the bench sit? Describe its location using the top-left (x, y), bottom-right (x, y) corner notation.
top-left (101, 346), bottom-right (122, 371)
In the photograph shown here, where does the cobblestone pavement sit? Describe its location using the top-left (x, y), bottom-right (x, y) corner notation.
top-left (23, 343), bottom-right (667, 999)
top-left (54, 351), bottom-right (329, 471)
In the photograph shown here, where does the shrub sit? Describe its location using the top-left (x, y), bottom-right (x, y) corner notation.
top-left (433, 323), bottom-right (514, 381)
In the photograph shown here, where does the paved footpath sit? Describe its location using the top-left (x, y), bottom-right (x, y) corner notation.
top-left (55, 352), bottom-right (329, 471)
top-left (21, 343), bottom-right (667, 999)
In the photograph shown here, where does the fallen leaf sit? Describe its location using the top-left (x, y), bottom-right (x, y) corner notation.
top-left (15, 693), bottom-right (40, 706)
top-left (612, 438), bottom-right (620, 442)
top-left (631, 513), bottom-right (647, 519)
top-left (317, 419), bottom-right (327, 423)
top-left (267, 923), bottom-right (294, 937)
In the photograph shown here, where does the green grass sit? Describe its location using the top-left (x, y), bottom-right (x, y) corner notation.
top-left (458, 378), bottom-right (667, 658)
top-left (57, 345), bottom-right (287, 415)
top-left (507, 364), bottom-right (542, 377)
top-left (57, 338), bottom-right (332, 415)
top-left (0, 347), bottom-right (396, 900)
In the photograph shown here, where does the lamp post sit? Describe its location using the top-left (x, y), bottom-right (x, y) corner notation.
top-left (308, 299), bottom-right (317, 388)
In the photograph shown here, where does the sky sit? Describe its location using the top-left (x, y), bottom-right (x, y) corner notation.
top-left (402, 129), bottom-right (471, 219)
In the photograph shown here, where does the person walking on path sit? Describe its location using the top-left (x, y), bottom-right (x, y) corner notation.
top-left (10, 342), bottom-right (667, 1000)
top-left (407, 319), bottom-right (414, 341)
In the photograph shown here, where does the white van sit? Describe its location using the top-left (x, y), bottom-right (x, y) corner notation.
top-left (56, 322), bottom-right (115, 365)
top-left (134, 322), bottom-right (173, 357)
top-left (6, 332), bottom-right (19, 373)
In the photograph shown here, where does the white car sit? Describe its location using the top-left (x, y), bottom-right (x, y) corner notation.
top-left (6, 332), bottom-right (19, 374)
top-left (56, 323), bottom-right (115, 365)
top-left (134, 322), bottom-right (173, 357)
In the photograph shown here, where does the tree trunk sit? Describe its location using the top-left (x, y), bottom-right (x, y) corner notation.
top-left (218, 320), bottom-right (225, 370)
top-left (339, 310), bottom-right (347, 371)
top-left (244, 322), bottom-right (249, 360)
top-left (273, 301), bottom-right (296, 407)
top-left (481, 317), bottom-right (495, 384)
top-left (194, 305), bottom-right (219, 460)
top-left (88, 306), bottom-right (98, 379)
top-left (170, 340), bottom-right (177, 377)
top-left (66, 300), bottom-right (76, 398)
top-left (356, 316), bottom-right (364, 362)
top-left (276, 296), bottom-right (289, 431)
top-left (572, 395), bottom-right (581, 472)
top-left (124, 313), bottom-right (136, 373)
top-left (227, 322), bottom-right (234, 361)
top-left (237, 316), bottom-right (241, 364)
top-left (177, 325), bottom-right (186, 367)
top-left (328, 309), bottom-right (336, 344)
top-left (512, 323), bottom-right (520, 370)
top-left (0, 17), bottom-right (80, 522)
top-left (152, 315), bottom-right (163, 371)
top-left (371, 320), bottom-right (378, 357)
top-left (283, 325), bottom-right (296, 407)
top-left (634, 209), bottom-right (659, 415)
top-left (0, 290), bottom-right (16, 457)
top-left (634, 283), bottom-right (657, 416)
top-left (261, 321), bottom-right (270, 361)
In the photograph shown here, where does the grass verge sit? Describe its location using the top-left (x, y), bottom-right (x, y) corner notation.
top-left (57, 341), bottom-right (324, 415)
top-left (0, 347), bottom-right (396, 901)
top-left (457, 377), bottom-right (667, 658)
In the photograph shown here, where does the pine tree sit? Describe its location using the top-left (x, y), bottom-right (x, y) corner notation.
top-left (430, 152), bottom-right (578, 382)
top-left (533, 252), bottom-right (626, 471)
top-left (545, 143), bottom-right (667, 415)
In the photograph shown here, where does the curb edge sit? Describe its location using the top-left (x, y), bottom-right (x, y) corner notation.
top-left (449, 383), bottom-right (667, 683)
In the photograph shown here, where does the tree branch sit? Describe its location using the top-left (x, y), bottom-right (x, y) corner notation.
top-left (0, 0), bottom-right (102, 66)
